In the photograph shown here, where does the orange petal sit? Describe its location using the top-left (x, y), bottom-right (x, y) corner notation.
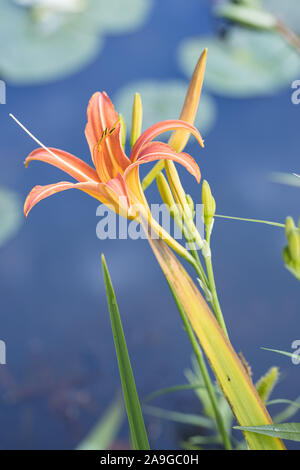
top-left (130, 119), bottom-right (204, 162)
top-left (25, 147), bottom-right (99, 182)
top-left (127, 141), bottom-right (201, 183)
top-left (85, 92), bottom-right (130, 181)
top-left (24, 181), bottom-right (114, 218)
top-left (24, 178), bottom-right (132, 218)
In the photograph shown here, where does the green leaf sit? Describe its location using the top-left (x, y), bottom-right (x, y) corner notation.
top-left (143, 405), bottom-right (215, 429)
top-left (234, 423), bottom-right (300, 442)
top-left (0, 187), bottom-right (22, 247)
top-left (101, 254), bottom-right (150, 450)
top-left (255, 367), bottom-right (279, 403)
top-left (262, 347), bottom-right (300, 361)
top-left (268, 399), bottom-right (300, 409)
top-left (77, 396), bottom-right (124, 450)
top-left (216, 4), bottom-right (276, 30)
top-left (179, 28), bottom-right (300, 97)
top-left (141, 217), bottom-right (285, 449)
top-left (271, 398), bottom-right (300, 424)
top-left (143, 383), bottom-right (205, 404)
top-left (114, 80), bottom-right (217, 139)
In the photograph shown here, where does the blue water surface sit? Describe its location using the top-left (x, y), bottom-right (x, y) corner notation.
top-left (0, 0), bottom-right (299, 450)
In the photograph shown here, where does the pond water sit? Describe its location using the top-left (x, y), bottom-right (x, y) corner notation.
top-left (0, 0), bottom-right (299, 450)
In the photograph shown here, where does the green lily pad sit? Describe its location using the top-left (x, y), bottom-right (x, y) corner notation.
top-left (0, 0), bottom-right (102, 84)
top-left (0, 188), bottom-right (22, 248)
top-left (0, 0), bottom-right (152, 84)
top-left (80, 0), bottom-right (152, 34)
top-left (178, 28), bottom-right (300, 97)
top-left (114, 80), bottom-right (217, 139)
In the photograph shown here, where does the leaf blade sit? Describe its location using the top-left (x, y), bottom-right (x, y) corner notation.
top-left (101, 254), bottom-right (150, 450)
top-left (234, 423), bottom-right (300, 442)
top-left (141, 220), bottom-right (285, 450)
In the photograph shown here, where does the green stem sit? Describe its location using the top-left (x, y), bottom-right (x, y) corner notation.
top-left (215, 214), bottom-right (284, 228)
top-left (205, 254), bottom-right (229, 339)
top-left (169, 282), bottom-right (232, 450)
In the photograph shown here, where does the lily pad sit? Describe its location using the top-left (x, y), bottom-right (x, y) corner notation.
top-left (80, 0), bottom-right (152, 34)
top-left (0, 0), bottom-right (152, 84)
top-left (178, 28), bottom-right (300, 97)
top-left (0, 188), bottom-right (22, 248)
top-left (114, 80), bottom-right (217, 139)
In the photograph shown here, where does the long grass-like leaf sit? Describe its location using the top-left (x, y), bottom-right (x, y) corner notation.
top-left (141, 218), bottom-right (285, 450)
top-left (234, 423), bottom-right (300, 442)
top-left (77, 396), bottom-right (123, 450)
top-left (262, 347), bottom-right (300, 361)
top-left (143, 383), bottom-right (205, 404)
top-left (144, 405), bottom-right (214, 429)
top-left (102, 255), bottom-right (150, 450)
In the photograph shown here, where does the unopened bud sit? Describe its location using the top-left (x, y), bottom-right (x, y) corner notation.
top-left (156, 173), bottom-right (176, 212)
top-left (288, 229), bottom-right (300, 263)
top-left (282, 246), bottom-right (291, 265)
top-left (202, 180), bottom-right (216, 226)
top-left (285, 216), bottom-right (296, 238)
top-left (186, 194), bottom-right (195, 218)
top-left (119, 113), bottom-right (126, 149)
top-left (130, 92), bottom-right (143, 148)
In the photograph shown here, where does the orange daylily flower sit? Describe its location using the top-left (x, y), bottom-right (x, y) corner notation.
top-left (23, 92), bottom-right (203, 219)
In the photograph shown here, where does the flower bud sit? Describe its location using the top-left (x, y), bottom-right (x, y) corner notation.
top-left (130, 93), bottom-right (143, 148)
top-left (282, 246), bottom-right (291, 265)
top-left (156, 173), bottom-right (176, 211)
top-left (186, 194), bottom-right (195, 218)
top-left (288, 229), bottom-right (300, 263)
top-left (119, 113), bottom-right (126, 149)
top-left (202, 180), bottom-right (216, 227)
top-left (168, 49), bottom-right (207, 152)
top-left (285, 216), bottom-right (296, 238)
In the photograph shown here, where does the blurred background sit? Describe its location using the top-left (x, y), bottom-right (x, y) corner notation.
top-left (0, 0), bottom-right (300, 449)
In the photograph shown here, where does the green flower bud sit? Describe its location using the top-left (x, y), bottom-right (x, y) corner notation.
top-left (285, 216), bottom-right (296, 238)
top-left (282, 246), bottom-right (291, 265)
top-left (202, 180), bottom-right (216, 227)
top-left (288, 229), bottom-right (300, 263)
top-left (186, 194), bottom-right (195, 218)
top-left (119, 113), bottom-right (126, 149)
top-left (156, 173), bottom-right (176, 211)
top-left (130, 93), bottom-right (143, 148)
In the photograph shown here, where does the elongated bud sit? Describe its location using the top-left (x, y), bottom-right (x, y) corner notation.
top-left (282, 246), bottom-right (291, 265)
top-left (202, 180), bottom-right (216, 227)
top-left (119, 113), bottom-right (126, 149)
top-left (288, 229), bottom-right (300, 263)
top-left (130, 92), bottom-right (143, 148)
top-left (168, 48), bottom-right (207, 152)
top-left (186, 194), bottom-right (195, 214)
top-left (285, 216), bottom-right (295, 238)
top-left (156, 173), bottom-right (176, 211)
top-left (256, 367), bottom-right (279, 404)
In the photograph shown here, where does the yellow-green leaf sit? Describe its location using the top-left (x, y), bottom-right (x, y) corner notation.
top-left (142, 223), bottom-right (285, 450)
